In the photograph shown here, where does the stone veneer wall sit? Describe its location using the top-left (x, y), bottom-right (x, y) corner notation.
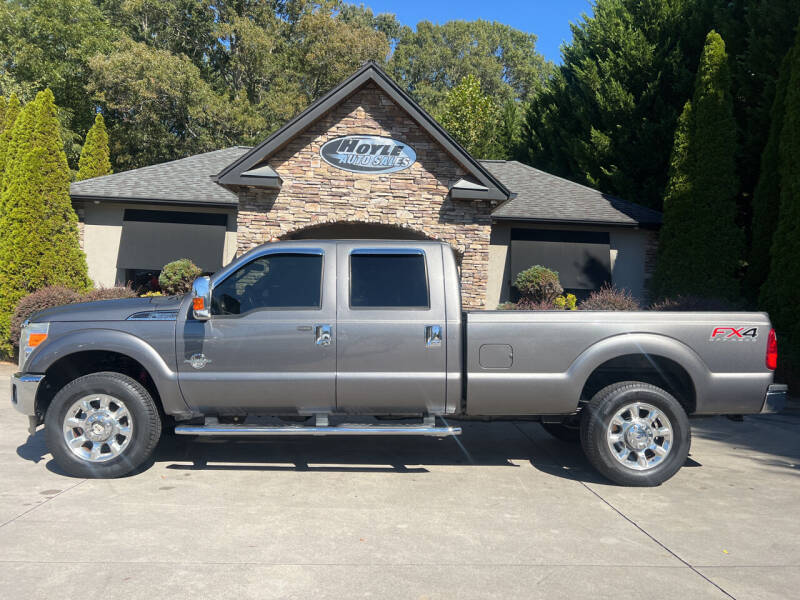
top-left (236, 82), bottom-right (500, 309)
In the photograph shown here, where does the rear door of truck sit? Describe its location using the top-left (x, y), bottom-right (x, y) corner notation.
top-left (335, 242), bottom-right (447, 414)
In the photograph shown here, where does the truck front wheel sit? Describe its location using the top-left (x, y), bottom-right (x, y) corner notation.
top-left (580, 381), bottom-right (690, 486)
top-left (44, 372), bottom-right (162, 478)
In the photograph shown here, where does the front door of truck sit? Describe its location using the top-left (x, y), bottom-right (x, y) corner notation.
top-left (176, 246), bottom-right (336, 414)
top-left (335, 243), bottom-right (447, 414)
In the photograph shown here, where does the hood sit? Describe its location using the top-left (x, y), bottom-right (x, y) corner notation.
top-left (31, 295), bottom-right (185, 323)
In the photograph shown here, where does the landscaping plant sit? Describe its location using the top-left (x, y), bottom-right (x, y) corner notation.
top-left (158, 258), bottom-right (202, 295)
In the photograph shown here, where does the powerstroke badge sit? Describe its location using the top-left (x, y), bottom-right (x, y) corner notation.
top-left (320, 135), bottom-right (416, 174)
top-left (710, 327), bottom-right (758, 342)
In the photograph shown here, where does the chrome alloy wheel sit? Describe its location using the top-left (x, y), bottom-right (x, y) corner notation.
top-left (606, 402), bottom-right (673, 471)
top-left (62, 394), bottom-right (133, 462)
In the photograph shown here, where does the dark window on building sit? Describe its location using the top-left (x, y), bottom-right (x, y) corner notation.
top-left (510, 229), bottom-right (611, 301)
top-left (350, 253), bottom-right (429, 308)
top-left (211, 253), bottom-right (322, 315)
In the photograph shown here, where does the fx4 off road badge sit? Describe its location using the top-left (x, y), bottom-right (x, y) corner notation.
top-left (710, 327), bottom-right (758, 342)
top-left (320, 135), bottom-right (416, 174)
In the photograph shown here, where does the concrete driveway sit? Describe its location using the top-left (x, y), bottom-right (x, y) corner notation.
top-left (1, 363), bottom-right (798, 599)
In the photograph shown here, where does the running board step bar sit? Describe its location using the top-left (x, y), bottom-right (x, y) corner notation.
top-left (175, 416), bottom-right (461, 437)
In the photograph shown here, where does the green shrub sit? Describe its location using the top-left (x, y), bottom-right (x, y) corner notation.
top-left (140, 291), bottom-right (164, 297)
top-left (579, 285), bottom-right (640, 311)
top-left (83, 286), bottom-right (137, 301)
top-left (513, 265), bottom-right (563, 302)
top-left (10, 286), bottom-right (81, 348)
top-left (158, 258), bottom-right (202, 295)
top-left (554, 293), bottom-right (578, 310)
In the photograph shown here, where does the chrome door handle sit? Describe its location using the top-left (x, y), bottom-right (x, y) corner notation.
top-left (315, 324), bottom-right (332, 346)
top-left (425, 325), bottom-right (442, 347)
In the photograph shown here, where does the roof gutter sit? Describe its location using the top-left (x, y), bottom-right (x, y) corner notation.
top-left (70, 195), bottom-right (238, 209)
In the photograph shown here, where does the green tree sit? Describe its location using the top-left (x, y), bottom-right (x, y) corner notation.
top-left (438, 75), bottom-right (500, 159)
top-left (651, 31), bottom-right (742, 300)
top-left (76, 113), bottom-right (112, 180)
top-left (744, 47), bottom-right (794, 299)
top-left (524, 0), bottom-right (714, 210)
top-left (760, 26), bottom-right (800, 364)
top-left (0, 94), bottom-right (21, 189)
top-left (0, 0), bottom-right (117, 165)
top-left (87, 39), bottom-right (267, 170)
top-left (0, 90), bottom-right (90, 356)
top-left (389, 20), bottom-right (552, 116)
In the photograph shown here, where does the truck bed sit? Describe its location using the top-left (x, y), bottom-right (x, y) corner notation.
top-left (465, 310), bottom-right (773, 416)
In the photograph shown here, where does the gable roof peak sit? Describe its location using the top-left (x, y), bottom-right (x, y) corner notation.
top-left (214, 62), bottom-right (508, 201)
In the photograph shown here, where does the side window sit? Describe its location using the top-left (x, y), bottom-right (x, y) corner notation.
top-left (350, 252), bottom-right (429, 308)
top-left (211, 253), bottom-right (322, 315)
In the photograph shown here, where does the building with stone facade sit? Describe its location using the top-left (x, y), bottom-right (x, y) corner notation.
top-left (70, 62), bottom-right (661, 308)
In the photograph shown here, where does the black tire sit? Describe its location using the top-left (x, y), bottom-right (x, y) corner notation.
top-left (541, 420), bottom-right (580, 442)
top-left (580, 381), bottom-right (690, 486)
top-left (45, 372), bottom-right (162, 478)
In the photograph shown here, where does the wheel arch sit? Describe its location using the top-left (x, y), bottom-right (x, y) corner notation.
top-left (567, 333), bottom-right (709, 415)
top-left (27, 329), bottom-right (188, 419)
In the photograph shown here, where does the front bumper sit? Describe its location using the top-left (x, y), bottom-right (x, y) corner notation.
top-left (10, 372), bottom-right (44, 417)
top-left (761, 384), bottom-right (787, 414)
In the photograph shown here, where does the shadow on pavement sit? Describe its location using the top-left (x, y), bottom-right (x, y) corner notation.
top-left (18, 414), bottom-right (797, 483)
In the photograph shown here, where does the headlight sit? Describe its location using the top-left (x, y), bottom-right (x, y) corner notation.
top-left (18, 321), bottom-right (49, 370)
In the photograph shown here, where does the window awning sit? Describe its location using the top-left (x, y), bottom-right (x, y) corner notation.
top-left (116, 209), bottom-right (227, 273)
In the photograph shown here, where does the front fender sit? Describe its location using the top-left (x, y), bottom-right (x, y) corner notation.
top-left (565, 332), bottom-right (711, 409)
top-left (25, 328), bottom-right (189, 416)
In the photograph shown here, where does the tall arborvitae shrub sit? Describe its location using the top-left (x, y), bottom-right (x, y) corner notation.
top-left (745, 48), bottom-right (795, 299)
top-left (0, 94), bottom-right (21, 191)
top-left (760, 26), bottom-right (800, 368)
top-left (76, 113), bottom-right (112, 181)
top-left (0, 90), bottom-right (90, 356)
top-left (651, 31), bottom-right (742, 301)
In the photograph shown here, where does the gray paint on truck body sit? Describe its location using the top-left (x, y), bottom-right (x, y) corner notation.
top-left (18, 240), bottom-right (775, 419)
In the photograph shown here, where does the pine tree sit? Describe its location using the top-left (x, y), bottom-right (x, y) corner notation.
top-left (76, 113), bottom-right (112, 181)
top-left (745, 47), bottom-right (794, 299)
top-left (0, 90), bottom-right (90, 356)
top-left (760, 25), bottom-right (800, 364)
top-left (651, 31), bottom-right (742, 301)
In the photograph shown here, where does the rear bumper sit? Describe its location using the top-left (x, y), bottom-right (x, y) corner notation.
top-left (761, 384), bottom-right (787, 414)
top-left (10, 372), bottom-right (44, 417)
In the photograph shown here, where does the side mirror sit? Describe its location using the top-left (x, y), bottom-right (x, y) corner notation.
top-left (191, 276), bottom-right (211, 320)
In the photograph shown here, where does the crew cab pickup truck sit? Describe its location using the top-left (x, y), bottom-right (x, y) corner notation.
top-left (11, 240), bottom-right (786, 485)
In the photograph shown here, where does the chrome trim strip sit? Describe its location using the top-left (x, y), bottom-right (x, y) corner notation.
top-left (175, 425), bottom-right (461, 437)
top-left (127, 311), bottom-right (179, 321)
top-left (350, 248), bottom-right (425, 255)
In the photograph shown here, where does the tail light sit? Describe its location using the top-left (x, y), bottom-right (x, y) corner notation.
top-left (766, 328), bottom-right (778, 370)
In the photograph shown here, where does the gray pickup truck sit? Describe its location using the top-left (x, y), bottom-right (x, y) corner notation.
top-left (11, 240), bottom-right (786, 485)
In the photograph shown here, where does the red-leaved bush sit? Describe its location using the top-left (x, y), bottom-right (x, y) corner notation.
top-left (10, 285), bottom-right (137, 348)
top-left (579, 285), bottom-right (640, 311)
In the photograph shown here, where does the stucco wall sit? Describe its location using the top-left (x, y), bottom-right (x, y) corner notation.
top-left (77, 201), bottom-right (238, 287)
top-left (236, 81), bottom-right (500, 309)
top-left (487, 221), bottom-right (657, 306)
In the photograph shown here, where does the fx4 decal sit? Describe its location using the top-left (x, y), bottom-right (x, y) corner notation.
top-left (710, 327), bottom-right (758, 342)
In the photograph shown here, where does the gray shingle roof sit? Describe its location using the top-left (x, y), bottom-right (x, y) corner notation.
top-left (70, 149), bottom-right (661, 227)
top-left (70, 147), bottom-right (250, 206)
top-left (481, 160), bottom-right (662, 226)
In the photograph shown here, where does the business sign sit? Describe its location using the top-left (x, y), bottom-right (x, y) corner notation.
top-left (320, 135), bottom-right (416, 174)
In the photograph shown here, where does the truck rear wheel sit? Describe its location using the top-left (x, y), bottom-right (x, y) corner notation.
top-left (580, 381), bottom-right (690, 486)
top-left (44, 372), bottom-right (162, 478)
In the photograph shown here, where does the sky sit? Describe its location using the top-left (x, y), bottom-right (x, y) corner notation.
top-left (360, 0), bottom-right (594, 63)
